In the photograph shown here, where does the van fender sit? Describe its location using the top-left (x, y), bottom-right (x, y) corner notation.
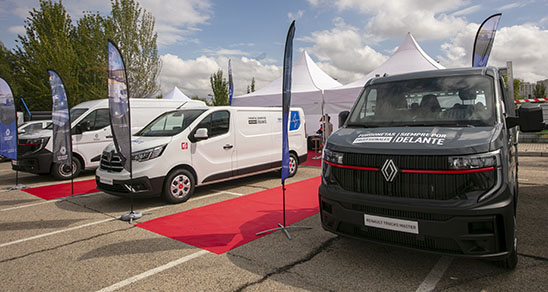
top-left (164, 164), bottom-right (198, 188)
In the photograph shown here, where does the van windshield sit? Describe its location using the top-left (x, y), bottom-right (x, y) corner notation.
top-left (347, 75), bottom-right (496, 127)
top-left (135, 109), bottom-right (206, 137)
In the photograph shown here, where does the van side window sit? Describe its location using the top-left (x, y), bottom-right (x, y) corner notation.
top-left (94, 109), bottom-right (111, 130)
top-left (211, 111), bottom-right (230, 136)
top-left (76, 109), bottom-right (111, 132)
top-left (196, 111), bottom-right (230, 138)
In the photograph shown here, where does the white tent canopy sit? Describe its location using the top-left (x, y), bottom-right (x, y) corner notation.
top-left (323, 32), bottom-right (445, 130)
top-left (163, 86), bottom-right (191, 101)
top-left (232, 50), bottom-right (342, 134)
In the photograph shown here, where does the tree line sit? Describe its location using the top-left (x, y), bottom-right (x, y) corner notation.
top-left (0, 0), bottom-right (159, 111)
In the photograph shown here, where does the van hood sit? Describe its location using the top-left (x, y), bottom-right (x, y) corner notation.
top-left (18, 129), bottom-right (52, 139)
top-left (102, 136), bottom-right (173, 153)
top-left (327, 125), bottom-right (501, 156)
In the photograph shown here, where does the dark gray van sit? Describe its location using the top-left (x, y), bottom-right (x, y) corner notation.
top-left (319, 67), bottom-right (544, 269)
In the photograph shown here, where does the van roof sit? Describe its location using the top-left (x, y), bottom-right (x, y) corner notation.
top-left (72, 98), bottom-right (200, 110)
top-left (367, 67), bottom-right (498, 86)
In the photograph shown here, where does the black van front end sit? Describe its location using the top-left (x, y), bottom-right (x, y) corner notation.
top-left (318, 148), bottom-right (516, 259)
top-left (318, 68), bottom-right (527, 268)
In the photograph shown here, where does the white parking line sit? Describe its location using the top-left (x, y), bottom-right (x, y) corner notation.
top-left (0, 190), bottom-right (238, 248)
top-left (0, 192), bottom-right (101, 212)
top-left (0, 218), bottom-right (116, 248)
top-left (96, 250), bottom-right (209, 292)
top-left (211, 189), bottom-right (245, 196)
top-left (415, 256), bottom-right (453, 292)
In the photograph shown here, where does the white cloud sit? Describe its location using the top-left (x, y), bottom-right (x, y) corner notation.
top-left (288, 10), bottom-right (304, 21)
top-left (452, 4), bottom-right (482, 16)
top-left (326, 0), bottom-right (470, 41)
top-left (8, 25), bottom-right (25, 34)
top-left (438, 24), bottom-right (548, 82)
top-left (158, 54), bottom-right (281, 98)
top-left (300, 19), bottom-right (388, 84)
top-left (497, 2), bottom-right (524, 10)
top-left (201, 48), bottom-right (250, 56)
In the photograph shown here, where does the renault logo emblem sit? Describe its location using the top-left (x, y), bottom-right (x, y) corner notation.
top-left (106, 150), bottom-right (113, 163)
top-left (381, 159), bottom-right (398, 182)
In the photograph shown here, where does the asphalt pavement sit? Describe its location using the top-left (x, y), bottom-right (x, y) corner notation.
top-left (0, 156), bottom-right (547, 291)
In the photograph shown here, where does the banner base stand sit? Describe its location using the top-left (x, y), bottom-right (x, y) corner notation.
top-left (6, 184), bottom-right (28, 190)
top-left (256, 223), bottom-right (312, 240)
top-left (120, 211), bottom-right (143, 224)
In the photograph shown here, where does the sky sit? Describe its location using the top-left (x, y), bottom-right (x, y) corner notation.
top-left (1, 0), bottom-right (548, 98)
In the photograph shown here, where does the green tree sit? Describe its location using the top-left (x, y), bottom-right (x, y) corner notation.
top-left (72, 11), bottom-right (110, 104)
top-left (110, 0), bottom-right (160, 98)
top-left (0, 42), bottom-right (18, 94)
top-left (250, 77), bottom-right (255, 92)
top-left (191, 95), bottom-right (212, 106)
top-left (210, 69), bottom-right (228, 106)
top-left (533, 83), bottom-right (546, 98)
top-left (503, 76), bottom-right (522, 99)
top-left (15, 0), bottom-right (79, 110)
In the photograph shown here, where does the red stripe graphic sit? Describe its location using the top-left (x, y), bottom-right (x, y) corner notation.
top-left (324, 161), bottom-right (378, 171)
top-left (325, 161), bottom-right (494, 174)
top-left (401, 167), bottom-right (495, 174)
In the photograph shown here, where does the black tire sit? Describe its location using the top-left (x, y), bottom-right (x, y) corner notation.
top-left (51, 159), bottom-right (81, 180)
top-left (288, 153), bottom-right (299, 177)
top-left (162, 169), bottom-right (195, 204)
top-left (496, 214), bottom-right (518, 269)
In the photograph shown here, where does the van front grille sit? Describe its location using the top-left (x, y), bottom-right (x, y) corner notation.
top-left (100, 151), bottom-right (123, 172)
top-left (329, 153), bottom-right (496, 200)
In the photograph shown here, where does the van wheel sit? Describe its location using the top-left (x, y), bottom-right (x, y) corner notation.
top-left (496, 214), bottom-right (518, 269)
top-left (51, 159), bottom-right (81, 180)
top-left (163, 169), bottom-right (195, 204)
top-left (288, 153), bottom-right (298, 177)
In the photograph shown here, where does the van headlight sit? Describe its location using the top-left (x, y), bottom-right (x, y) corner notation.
top-left (323, 148), bottom-right (344, 164)
top-left (132, 145), bottom-right (166, 162)
top-left (19, 137), bottom-right (50, 153)
top-left (448, 150), bottom-right (500, 170)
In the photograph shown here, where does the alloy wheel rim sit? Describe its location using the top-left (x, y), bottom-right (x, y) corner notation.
top-left (289, 156), bottom-right (296, 175)
top-left (170, 174), bottom-right (191, 198)
top-left (59, 161), bottom-right (76, 177)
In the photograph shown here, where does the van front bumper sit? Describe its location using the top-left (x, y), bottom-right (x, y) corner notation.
top-left (96, 169), bottom-right (164, 198)
top-left (319, 183), bottom-right (515, 259)
top-left (11, 149), bottom-right (52, 174)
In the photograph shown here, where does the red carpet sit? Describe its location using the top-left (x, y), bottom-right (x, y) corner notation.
top-left (23, 179), bottom-right (98, 200)
top-left (301, 150), bottom-right (322, 167)
top-left (137, 176), bottom-right (321, 254)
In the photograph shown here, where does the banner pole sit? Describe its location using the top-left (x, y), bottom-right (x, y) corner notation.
top-left (282, 181), bottom-right (286, 227)
top-left (255, 21), bottom-right (311, 240)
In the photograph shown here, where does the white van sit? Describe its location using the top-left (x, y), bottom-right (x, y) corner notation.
top-left (13, 98), bottom-right (201, 179)
top-left (96, 106), bottom-right (308, 203)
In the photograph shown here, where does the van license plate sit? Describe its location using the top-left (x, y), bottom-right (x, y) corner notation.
top-left (364, 214), bottom-right (419, 234)
top-left (99, 176), bottom-right (113, 185)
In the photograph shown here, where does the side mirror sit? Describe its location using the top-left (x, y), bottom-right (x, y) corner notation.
top-left (77, 121), bottom-right (92, 133)
top-left (19, 129), bottom-right (26, 134)
top-left (194, 128), bottom-right (208, 141)
top-left (339, 111), bottom-right (350, 127)
top-left (516, 104), bottom-right (545, 132)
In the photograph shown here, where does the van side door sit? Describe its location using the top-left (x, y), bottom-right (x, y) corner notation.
top-left (233, 110), bottom-right (274, 175)
top-left (72, 109), bottom-right (111, 168)
top-left (190, 110), bottom-right (234, 184)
